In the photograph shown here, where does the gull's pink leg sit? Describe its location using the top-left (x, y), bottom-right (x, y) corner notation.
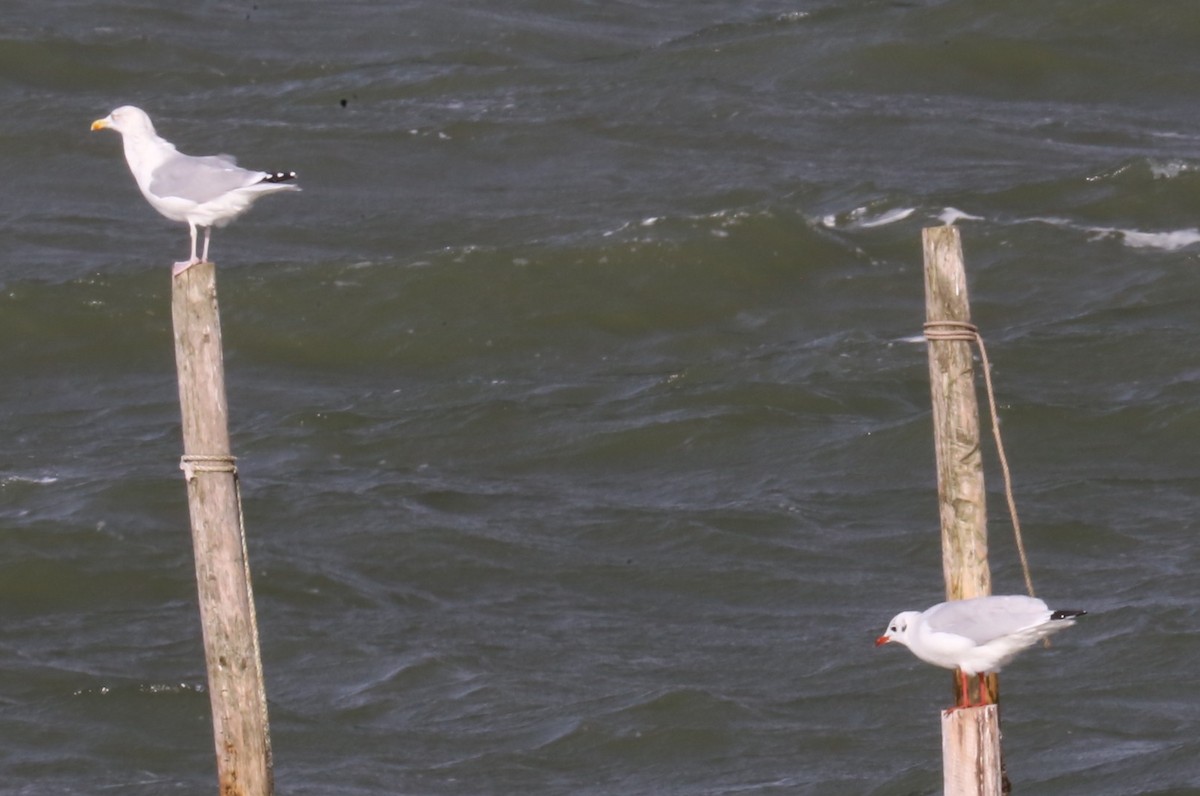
top-left (200, 227), bottom-right (212, 264)
top-left (173, 222), bottom-right (203, 276)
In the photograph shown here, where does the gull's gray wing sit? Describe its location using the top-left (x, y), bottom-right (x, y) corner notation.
top-left (148, 152), bottom-right (260, 204)
top-left (924, 596), bottom-right (1050, 645)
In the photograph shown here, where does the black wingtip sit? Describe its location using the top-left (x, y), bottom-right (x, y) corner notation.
top-left (1050, 609), bottom-right (1087, 621)
top-left (261, 171), bottom-right (298, 184)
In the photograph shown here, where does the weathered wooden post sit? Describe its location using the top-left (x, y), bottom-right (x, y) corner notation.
top-left (922, 226), bottom-right (1004, 796)
top-left (172, 261), bottom-right (273, 796)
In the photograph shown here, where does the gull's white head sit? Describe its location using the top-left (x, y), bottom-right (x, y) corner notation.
top-left (875, 610), bottom-right (920, 648)
top-left (91, 105), bottom-right (156, 136)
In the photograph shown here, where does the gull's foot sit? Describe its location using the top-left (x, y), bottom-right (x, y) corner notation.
top-left (172, 258), bottom-right (202, 277)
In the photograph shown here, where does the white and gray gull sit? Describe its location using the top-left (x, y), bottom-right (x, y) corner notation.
top-left (91, 105), bottom-right (299, 275)
top-left (875, 594), bottom-right (1086, 709)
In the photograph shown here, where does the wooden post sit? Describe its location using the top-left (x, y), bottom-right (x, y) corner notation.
top-left (943, 705), bottom-right (1002, 796)
top-left (923, 226), bottom-right (991, 605)
top-left (923, 226), bottom-right (1004, 795)
top-left (172, 262), bottom-right (273, 796)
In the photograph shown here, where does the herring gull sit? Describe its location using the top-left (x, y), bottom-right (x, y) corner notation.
top-left (91, 105), bottom-right (299, 275)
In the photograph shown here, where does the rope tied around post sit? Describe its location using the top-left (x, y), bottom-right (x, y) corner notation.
top-left (180, 454), bottom-right (238, 482)
top-left (923, 320), bottom-right (1037, 603)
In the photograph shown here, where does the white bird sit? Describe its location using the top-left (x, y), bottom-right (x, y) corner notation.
top-left (875, 594), bottom-right (1085, 709)
top-left (91, 105), bottom-right (300, 275)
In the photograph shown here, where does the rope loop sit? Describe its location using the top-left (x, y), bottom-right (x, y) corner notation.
top-left (180, 454), bottom-right (238, 482)
top-left (922, 320), bottom-right (978, 342)
top-left (922, 320), bottom-right (1037, 601)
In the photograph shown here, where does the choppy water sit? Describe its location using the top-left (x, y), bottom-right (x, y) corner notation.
top-left (3, 1), bottom-right (1200, 794)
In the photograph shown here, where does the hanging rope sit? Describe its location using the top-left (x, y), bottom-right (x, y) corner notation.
top-left (923, 320), bottom-right (1037, 601)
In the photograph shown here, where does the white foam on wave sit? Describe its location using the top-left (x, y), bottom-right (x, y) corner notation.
top-left (856, 206), bottom-right (915, 228)
top-left (938, 207), bottom-right (984, 225)
top-left (1029, 215), bottom-right (1075, 228)
top-left (1041, 215), bottom-right (1200, 251)
top-left (1, 474), bottom-right (58, 487)
top-left (1148, 159), bottom-right (1192, 180)
top-left (820, 205), bottom-right (915, 229)
top-left (1116, 227), bottom-right (1200, 251)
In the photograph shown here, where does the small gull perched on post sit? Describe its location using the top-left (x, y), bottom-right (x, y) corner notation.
top-left (875, 594), bottom-right (1085, 709)
top-left (91, 105), bottom-right (299, 275)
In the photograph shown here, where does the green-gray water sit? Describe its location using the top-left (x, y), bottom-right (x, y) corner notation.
top-left (3, 1), bottom-right (1199, 793)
